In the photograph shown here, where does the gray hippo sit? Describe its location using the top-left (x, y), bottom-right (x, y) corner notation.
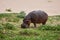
top-left (21, 10), bottom-right (48, 28)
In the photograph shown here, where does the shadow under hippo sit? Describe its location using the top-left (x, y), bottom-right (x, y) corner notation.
top-left (21, 10), bottom-right (48, 28)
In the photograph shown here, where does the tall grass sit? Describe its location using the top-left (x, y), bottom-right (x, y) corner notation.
top-left (0, 12), bottom-right (60, 40)
top-left (39, 24), bottom-right (60, 31)
top-left (4, 23), bottom-right (16, 30)
top-left (17, 11), bottom-right (26, 18)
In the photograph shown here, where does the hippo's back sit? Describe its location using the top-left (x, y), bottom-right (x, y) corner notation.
top-left (28, 10), bottom-right (48, 23)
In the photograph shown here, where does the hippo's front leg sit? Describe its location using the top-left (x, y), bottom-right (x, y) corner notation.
top-left (28, 24), bottom-right (30, 28)
top-left (33, 23), bottom-right (36, 27)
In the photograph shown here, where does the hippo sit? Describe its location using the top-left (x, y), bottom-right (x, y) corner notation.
top-left (21, 10), bottom-right (48, 28)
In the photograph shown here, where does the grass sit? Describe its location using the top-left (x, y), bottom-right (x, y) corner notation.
top-left (0, 12), bottom-right (60, 40)
top-left (39, 24), bottom-right (60, 31)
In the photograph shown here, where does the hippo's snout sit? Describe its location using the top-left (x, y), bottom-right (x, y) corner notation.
top-left (21, 23), bottom-right (29, 28)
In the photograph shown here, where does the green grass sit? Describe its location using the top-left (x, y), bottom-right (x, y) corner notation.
top-left (0, 12), bottom-right (60, 40)
top-left (39, 24), bottom-right (60, 31)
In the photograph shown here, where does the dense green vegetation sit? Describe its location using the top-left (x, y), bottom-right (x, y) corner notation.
top-left (0, 12), bottom-right (60, 40)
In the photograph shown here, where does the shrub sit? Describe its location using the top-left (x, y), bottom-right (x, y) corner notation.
top-left (39, 24), bottom-right (60, 31)
top-left (17, 11), bottom-right (26, 18)
top-left (19, 29), bottom-right (40, 36)
top-left (0, 33), bottom-right (9, 40)
top-left (55, 24), bottom-right (60, 30)
top-left (0, 24), bottom-right (4, 33)
top-left (0, 13), bottom-right (12, 19)
top-left (7, 17), bottom-right (19, 22)
top-left (4, 23), bottom-right (16, 30)
top-left (0, 33), bottom-right (5, 39)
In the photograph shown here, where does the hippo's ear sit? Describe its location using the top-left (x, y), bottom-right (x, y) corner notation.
top-left (26, 20), bottom-right (29, 22)
top-left (26, 20), bottom-right (31, 24)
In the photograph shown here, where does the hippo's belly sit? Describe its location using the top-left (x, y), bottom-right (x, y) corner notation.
top-left (31, 17), bottom-right (44, 23)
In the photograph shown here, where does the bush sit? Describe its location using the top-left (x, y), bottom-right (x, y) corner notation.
top-left (17, 11), bottom-right (26, 18)
top-left (0, 13), bottom-right (12, 19)
top-left (39, 24), bottom-right (60, 31)
top-left (0, 33), bottom-right (5, 39)
top-left (4, 23), bottom-right (16, 30)
top-left (7, 17), bottom-right (19, 22)
top-left (55, 24), bottom-right (60, 30)
top-left (0, 33), bottom-right (9, 40)
top-left (19, 29), bottom-right (40, 36)
top-left (0, 24), bottom-right (4, 33)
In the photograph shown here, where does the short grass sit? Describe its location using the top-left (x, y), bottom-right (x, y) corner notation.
top-left (0, 13), bottom-right (60, 40)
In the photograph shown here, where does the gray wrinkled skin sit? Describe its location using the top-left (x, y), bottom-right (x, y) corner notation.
top-left (21, 10), bottom-right (48, 28)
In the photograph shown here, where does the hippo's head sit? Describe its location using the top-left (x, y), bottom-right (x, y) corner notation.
top-left (21, 23), bottom-right (28, 28)
top-left (21, 20), bottom-right (31, 28)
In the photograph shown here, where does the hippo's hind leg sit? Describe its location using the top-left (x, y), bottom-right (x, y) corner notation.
top-left (42, 22), bottom-right (46, 25)
top-left (42, 20), bottom-right (47, 25)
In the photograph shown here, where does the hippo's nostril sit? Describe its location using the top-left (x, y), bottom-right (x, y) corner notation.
top-left (21, 24), bottom-right (25, 28)
top-left (21, 24), bottom-right (28, 28)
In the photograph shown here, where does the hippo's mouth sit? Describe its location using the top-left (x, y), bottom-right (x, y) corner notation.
top-left (21, 23), bottom-right (29, 28)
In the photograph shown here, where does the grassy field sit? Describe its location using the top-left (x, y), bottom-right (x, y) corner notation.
top-left (0, 13), bottom-right (60, 40)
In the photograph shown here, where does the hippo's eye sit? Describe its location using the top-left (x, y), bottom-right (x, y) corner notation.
top-left (26, 20), bottom-right (29, 22)
top-left (25, 20), bottom-right (31, 24)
